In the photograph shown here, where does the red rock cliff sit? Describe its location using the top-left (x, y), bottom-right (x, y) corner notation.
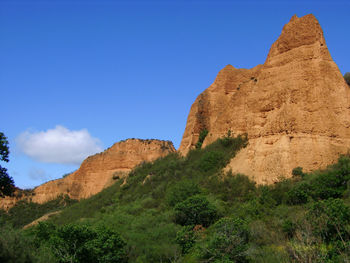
top-left (1, 139), bottom-right (175, 209)
top-left (179, 14), bottom-right (350, 184)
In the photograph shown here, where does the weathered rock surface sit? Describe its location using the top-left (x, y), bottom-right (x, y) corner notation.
top-left (1, 139), bottom-right (175, 209)
top-left (179, 14), bottom-right (350, 184)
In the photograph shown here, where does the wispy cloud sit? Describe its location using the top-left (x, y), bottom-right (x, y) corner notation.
top-left (28, 167), bottom-right (51, 181)
top-left (17, 125), bottom-right (103, 165)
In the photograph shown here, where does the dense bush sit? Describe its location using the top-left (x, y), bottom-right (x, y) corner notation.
top-left (286, 182), bottom-right (311, 205)
top-left (308, 198), bottom-right (350, 243)
top-left (207, 172), bottom-right (256, 203)
top-left (174, 195), bottom-right (218, 227)
top-left (166, 180), bottom-right (201, 207)
top-left (198, 151), bottom-right (225, 172)
top-left (175, 225), bottom-right (197, 254)
top-left (199, 217), bottom-right (250, 263)
top-left (33, 222), bottom-right (128, 263)
top-left (0, 225), bottom-right (36, 263)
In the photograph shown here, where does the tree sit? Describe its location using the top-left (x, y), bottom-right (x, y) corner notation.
top-left (0, 132), bottom-right (15, 197)
top-left (344, 72), bottom-right (350, 86)
top-left (199, 217), bottom-right (250, 263)
top-left (307, 198), bottom-right (350, 243)
top-left (174, 195), bottom-right (218, 227)
top-left (34, 222), bottom-right (128, 263)
top-left (166, 180), bottom-right (201, 207)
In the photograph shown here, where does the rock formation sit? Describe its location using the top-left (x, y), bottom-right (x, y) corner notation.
top-left (1, 139), bottom-right (175, 209)
top-left (179, 14), bottom-right (350, 184)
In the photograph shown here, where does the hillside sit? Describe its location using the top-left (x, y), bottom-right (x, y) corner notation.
top-left (0, 139), bottom-right (175, 210)
top-left (2, 135), bottom-right (350, 262)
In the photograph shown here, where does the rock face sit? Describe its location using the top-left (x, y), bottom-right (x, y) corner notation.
top-left (1, 139), bottom-right (175, 209)
top-left (179, 14), bottom-right (350, 184)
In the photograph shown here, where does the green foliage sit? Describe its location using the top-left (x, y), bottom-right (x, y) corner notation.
top-left (195, 129), bottom-right (209, 149)
top-left (174, 195), bottom-right (218, 227)
top-left (0, 167), bottom-right (15, 197)
top-left (0, 132), bottom-right (15, 197)
top-left (286, 155), bottom-right (350, 203)
top-left (7, 136), bottom-right (350, 262)
top-left (309, 156), bottom-right (350, 200)
top-left (308, 198), bottom-right (350, 243)
top-left (282, 219), bottom-right (296, 238)
top-left (176, 225), bottom-right (197, 254)
top-left (286, 182), bottom-right (311, 205)
top-left (248, 245), bottom-right (289, 263)
top-left (199, 217), bottom-right (249, 263)
top-left (0, 225), bottom-right (36, 263)
top-left (166, 180), bottom-right (201, 207)
top-left (344, 72), bottom-right (350, 86)
top-left (198, 151), bottom-right (225, 172)
top-left (1, 195), bottom-right (77, 228)
top-left (33, 222), bottom-right (128, 263)
top-left (207, 172), bottom-right (256, 203)
top-left (292, 166), bottom-right (305, 177)
top-left (0, 132), bottom-right (9, 162)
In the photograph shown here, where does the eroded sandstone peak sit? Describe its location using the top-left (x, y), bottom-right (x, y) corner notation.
top-left (1, 139), bottom-right (175, 209)
top-left (179, 14), bottom-right (350, 184)
top-left (266, 14), bottom-right (326, 60)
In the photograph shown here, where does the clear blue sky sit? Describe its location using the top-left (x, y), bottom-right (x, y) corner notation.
top-left (1, 0), bottom-right (349, 189)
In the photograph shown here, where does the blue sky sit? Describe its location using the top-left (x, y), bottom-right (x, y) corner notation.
top-left (1, 0), bottom-right (350, 189)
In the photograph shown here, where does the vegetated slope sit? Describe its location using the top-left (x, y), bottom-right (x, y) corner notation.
top-left (0, 139), bottom-right (175, 210)
top-left (32, 139), bottom-right (175, 203)
top-left (179, 14), bottom-right (350, 184)
top-left (3, 135), bottom-right (350, 262)
top-left (33, 135), bottom-right (248, 262)
top-left (0, 194), bottom-right (77, 229)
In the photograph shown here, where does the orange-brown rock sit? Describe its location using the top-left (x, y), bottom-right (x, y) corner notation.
top-left (179, 14), bottom-right (350, 184)
top-left (1, 139), bottom-right (175, 209)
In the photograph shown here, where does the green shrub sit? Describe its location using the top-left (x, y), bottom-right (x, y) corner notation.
top-left (269, 178), bottom-right (294, 205)
top-left (292, 167), bottom-right (305, 177)
top-left (33, 222), bottom-right (128, 263)
top-left (282, 219), bottom-right (297, 239)
top-left (208, 173), bottom-right (256, 203)
top-left (166, 180), bottom-right (201, 207)
top-left (286, 182), bottom-right (311, 205)
top-left (311, 171), bottom-right (346, 200)
top-left (195, 129), bottom-right (209, 149)
top-left (174, 195), bottom-right (218, 227)
top-left (0, 225), bottom-right (36, 263)
top-left (344, 72), bottom-right (350, 86)
top-left (257, 186), bottom-right (276, 208)
top-left (307, 198), bottom-right (350, 243)
top-left (248, 245), bottom-right (289, 263)
top-left (198, 151), bottom-right (225, 172)
top-left (199, 217), bottom-right (249, 263)
top-left (175, 225), bottom-right (197, 254)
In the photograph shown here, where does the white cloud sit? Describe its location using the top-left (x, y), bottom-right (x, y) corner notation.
top-left (17, 125), bottom-right (103, 165)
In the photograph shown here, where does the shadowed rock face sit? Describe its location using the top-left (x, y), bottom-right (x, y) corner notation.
top-left (179, 14), bottom-right (350, 184)
top-left (1, 139), bottom-right (175, 209)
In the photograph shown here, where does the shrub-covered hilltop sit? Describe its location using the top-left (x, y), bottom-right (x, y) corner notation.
top-left (3, 135), bottom-right (350, 262)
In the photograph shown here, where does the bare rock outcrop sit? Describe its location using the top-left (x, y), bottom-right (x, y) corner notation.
top-left (179, 14), bottom-right (350, 184)
top-left (1, 139), bottom-right (175, 209)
